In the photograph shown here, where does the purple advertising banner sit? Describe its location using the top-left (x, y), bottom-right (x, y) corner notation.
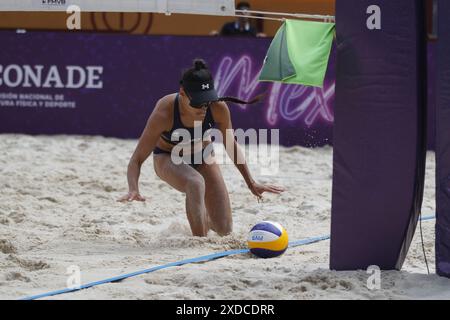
top-left (0, 31), bottom-right (334, 147)
top-left (0, 31), bottom-right (436, 148)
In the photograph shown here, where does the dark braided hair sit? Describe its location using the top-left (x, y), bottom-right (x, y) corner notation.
top-left (180, 59), bottom-right (212, 84)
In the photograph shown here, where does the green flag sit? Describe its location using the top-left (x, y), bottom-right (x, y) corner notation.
top-left (259, 19), bottom-right (335, 88)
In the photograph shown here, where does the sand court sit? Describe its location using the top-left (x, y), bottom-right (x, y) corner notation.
top-left (0, 134), bottom-right (446, 300)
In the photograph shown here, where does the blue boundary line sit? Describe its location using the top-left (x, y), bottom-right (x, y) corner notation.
top-left (20, 215), bottom-right (436, 300)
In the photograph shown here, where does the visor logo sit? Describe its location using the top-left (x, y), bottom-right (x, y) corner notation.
top-left (202, 84), bottom-right (210, 90)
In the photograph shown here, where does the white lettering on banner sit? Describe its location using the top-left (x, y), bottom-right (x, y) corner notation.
top-left (86, 66), bottom-right (103, 89)
top-left (0, 65), bottom-right (104, 89)
top-left (3, 65), bottom-right (23, 87)
top-left (23, 65), bottom-right (44, 88)
top-left (42, 66), bottom-right (65, 88)
top-left (44, 0), bottom-right (67, 6)
top-left (66, 66), bottom-right (86, 89)
top-left (0, 92), bottom-right (77, 109)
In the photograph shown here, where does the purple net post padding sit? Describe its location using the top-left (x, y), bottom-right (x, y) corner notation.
top-left (436, 0), bottom-right (450, 278)
top-left (330, 0), bottom-right (428, 271)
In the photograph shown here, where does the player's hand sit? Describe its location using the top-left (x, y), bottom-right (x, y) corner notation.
top-left (117, 190), bottom-right (146, 202)
top-left (249, 182), bottom-right (285, 200)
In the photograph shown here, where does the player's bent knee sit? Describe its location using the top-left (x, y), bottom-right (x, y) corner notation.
top-left (185, 175), bottom-right (205, 193)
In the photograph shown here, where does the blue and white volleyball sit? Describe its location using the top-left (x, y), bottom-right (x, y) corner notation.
top-left (247, 221), bottom-right (289, 258)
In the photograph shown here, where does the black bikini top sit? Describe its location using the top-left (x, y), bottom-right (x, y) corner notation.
top-left (160, 94), bottom-right (215, 146)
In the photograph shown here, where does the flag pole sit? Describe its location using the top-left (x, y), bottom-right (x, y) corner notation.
top-left (233, 15), bottom-right (285, 22)
top-left (235, 9), bottom-right (335, 22)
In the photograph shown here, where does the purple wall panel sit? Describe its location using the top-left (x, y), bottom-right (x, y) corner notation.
top-left (330, 0), bottom-right (427, 270)
top-left (0, 31), bottom-right (439, 150)
top-left (0, 32), bottom-right (335, 147)
top-left (436, 0), bottom-right (450, 278)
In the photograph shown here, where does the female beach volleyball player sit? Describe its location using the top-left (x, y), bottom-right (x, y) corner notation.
top-left (118, 59), bottom-right (284, 237)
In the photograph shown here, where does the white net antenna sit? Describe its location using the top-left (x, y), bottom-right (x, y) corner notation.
top-left (0, 0), bottom-right (236, 16)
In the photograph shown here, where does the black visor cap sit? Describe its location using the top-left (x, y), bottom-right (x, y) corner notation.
top-left (181, 72), bottom-right (219, 107)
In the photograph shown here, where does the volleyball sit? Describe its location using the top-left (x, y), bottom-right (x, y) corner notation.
top-left (247, 221), bottom-right (289, 258)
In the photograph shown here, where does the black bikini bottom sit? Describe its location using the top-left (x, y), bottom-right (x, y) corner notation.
top-left (153, 146), bottom-right (214, 169)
